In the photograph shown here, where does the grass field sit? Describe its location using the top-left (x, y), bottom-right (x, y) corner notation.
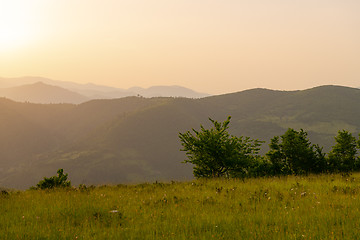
top-left (1, 173), bottom-right (360, 239)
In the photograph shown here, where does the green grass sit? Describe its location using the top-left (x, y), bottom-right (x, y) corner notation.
top-left (2, 173), bottom-right (360, 239)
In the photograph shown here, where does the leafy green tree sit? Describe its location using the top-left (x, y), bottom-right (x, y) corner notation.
top-left (34, 169), bottom-right (71, 189)
top-left (328, 130), bottom-right (358, 172)
top-left (179, 116), bottom-right (262, 178)
top-left (266, 136), bottom-right (292, 175)
top-left (266, 128), bottom-right (326, 174)
top-left (247, 156), bottom-right (273, 178)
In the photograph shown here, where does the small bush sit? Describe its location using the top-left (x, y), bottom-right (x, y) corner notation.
top-left (1, 190), bottom-right (9, 198)
top-left (34, 169), bottom-right (71, 190)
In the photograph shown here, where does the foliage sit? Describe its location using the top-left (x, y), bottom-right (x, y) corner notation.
top-left (266, 136), bottom-right (292, 175)
top-left (179, 117), bottom-right (360, 178)
top-left (179, 116), bottom-right (263, 178)
top-left (266, 128), bottom-right (326, 174)
top-left (34, 169), bottom-right (71, 190)
top-left (246, 157), bottom-right (273, 177)
top-left (328, 130), bottom-right (358, 172)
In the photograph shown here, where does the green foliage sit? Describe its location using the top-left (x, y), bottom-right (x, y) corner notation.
top-left (246, 156), bottom-right (273, 177)
top-left (179, 116), bottom-right (263, 178)
top-left (34, 169), bottom-right (71, 190)
top-left (328, 130), bottom-right (358, 172)
top-left (266, 128), bottom-right (326, 174)
top-left (180, 117), bottom-right (360, 178)
top-left (266, 136), bottom-right (292, 175)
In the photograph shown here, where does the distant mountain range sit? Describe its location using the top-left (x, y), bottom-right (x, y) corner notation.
top-left (1, 85), bottom-right (359, 189)
top-left (0, 77), bottom-right (210, 103)
top-left (0, 82), bottom-right (89, 104)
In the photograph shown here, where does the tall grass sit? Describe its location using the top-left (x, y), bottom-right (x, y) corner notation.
top-left (1, 173), bottom-right (360, 239)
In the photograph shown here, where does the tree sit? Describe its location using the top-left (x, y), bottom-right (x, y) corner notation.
top-left (266, 136), bottom-right (292, 175)
top-left (179, 116), bottom-right (262, 178)
top-left (34, 169), bottom-right (71, 189)
top-left (328, 130), bottom-right (358, 172)
top-left (266, 128), bottom-right (326, 174)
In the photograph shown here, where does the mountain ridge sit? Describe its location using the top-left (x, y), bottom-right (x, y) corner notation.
top-left (0, 82), bottom-right (90, 104)
top-left (1, 85), bottom-right (359, 189)
top-left (0, 77), bottom-right (210, 103)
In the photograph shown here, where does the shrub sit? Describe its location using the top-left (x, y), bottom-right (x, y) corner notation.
top-left (34, 169), bottom-right (71, 190)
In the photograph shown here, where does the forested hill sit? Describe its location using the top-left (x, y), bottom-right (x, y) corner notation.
top-left (1, 85), bottom-right (360, 189)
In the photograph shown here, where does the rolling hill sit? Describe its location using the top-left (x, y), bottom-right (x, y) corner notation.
top-left (1, 85), bottom-right (359, 189)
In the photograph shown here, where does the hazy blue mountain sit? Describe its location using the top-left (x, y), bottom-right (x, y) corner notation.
top-left (129, 85), bottom-right (210, 98)
top-left (0, 77), bottom-right (210, 100)
top-left (0, 82), bottom-right (89, 104)
top-left (0, 85), bottom-right (359, 189)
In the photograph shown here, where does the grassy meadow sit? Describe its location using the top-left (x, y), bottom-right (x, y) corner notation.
top-left (1, 173), bottom-right (360, 239)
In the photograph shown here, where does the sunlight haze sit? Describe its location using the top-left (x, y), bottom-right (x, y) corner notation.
top-left (0, 0), bottom-right (359, 94)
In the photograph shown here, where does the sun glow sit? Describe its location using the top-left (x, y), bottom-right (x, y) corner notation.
top-left (0, 1), bottom-right (37, 52)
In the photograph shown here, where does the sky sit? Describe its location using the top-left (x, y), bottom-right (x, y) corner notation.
top-left (0, 0), bottom-right (359, 94)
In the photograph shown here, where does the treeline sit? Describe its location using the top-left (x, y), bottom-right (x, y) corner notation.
top-left (179, 116), bottom-right (360, 178)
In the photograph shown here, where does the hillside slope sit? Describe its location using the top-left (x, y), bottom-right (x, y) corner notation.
top-left (1, 85), bottom-right (360, 189)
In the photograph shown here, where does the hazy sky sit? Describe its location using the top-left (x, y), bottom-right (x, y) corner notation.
top-left (0, 0), bottom-right (359, 94)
